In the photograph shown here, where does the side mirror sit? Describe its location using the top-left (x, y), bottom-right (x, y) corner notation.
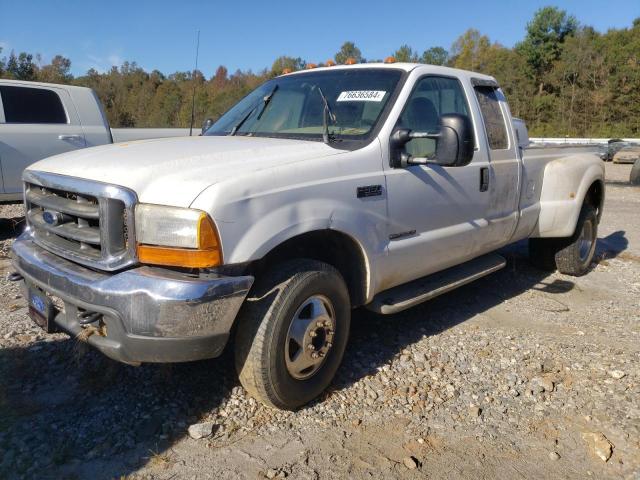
top-left (390, 113), bottom-right (474, 168)
top-left (201, 118), bottom-right (214, 135)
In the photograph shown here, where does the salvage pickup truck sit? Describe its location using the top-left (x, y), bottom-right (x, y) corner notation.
top-left (0, 79), bottom-right (190, 202)
top-left (10, 63), bottom-right (604, 410)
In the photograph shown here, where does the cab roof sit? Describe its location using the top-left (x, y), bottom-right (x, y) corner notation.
top-left (284, 62), bottom-right (498, 85)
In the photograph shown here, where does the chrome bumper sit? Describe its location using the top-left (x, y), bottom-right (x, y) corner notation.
top-left (11, 233), bottom-right (254, 365)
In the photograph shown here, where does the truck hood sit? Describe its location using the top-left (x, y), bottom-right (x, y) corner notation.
top-left (28, 136), bottom-right (346, 207)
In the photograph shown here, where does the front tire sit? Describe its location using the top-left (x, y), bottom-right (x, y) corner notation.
top-left (234, 259), bottom-right (350, 410)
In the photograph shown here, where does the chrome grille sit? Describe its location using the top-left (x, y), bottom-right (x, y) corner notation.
top-left (24, 171), bottom-right (138, 271)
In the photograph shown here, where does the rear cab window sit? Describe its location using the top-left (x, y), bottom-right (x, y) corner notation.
top-left (473, 86), bottom-right (508, 151)
top-left (0, 85), bottom-right (68, 124)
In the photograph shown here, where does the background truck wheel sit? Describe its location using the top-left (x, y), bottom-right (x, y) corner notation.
top-left (631, 159), bottom-right (640, 185)
top-left (234, 259), bottom-right (350, 410)
top-left (529, 204), bottom-right (598, 276)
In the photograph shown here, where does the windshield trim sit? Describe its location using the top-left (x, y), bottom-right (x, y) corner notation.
top-left (205, 68), bottom-right (410, 151)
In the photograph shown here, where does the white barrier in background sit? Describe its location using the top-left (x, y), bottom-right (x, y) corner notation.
top-left (530, 137), bottom-right (640, 145)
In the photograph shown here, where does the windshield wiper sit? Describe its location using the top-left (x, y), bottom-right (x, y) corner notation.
top-left (229, 84), bottom-right (278, 136)
top-left (316, 86), bottom-right (337, 144)
top-left (256, 84), bottom-right (278, 120)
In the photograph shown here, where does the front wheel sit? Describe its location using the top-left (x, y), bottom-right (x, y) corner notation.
top-left (234, 259), bottom-right (350, 410)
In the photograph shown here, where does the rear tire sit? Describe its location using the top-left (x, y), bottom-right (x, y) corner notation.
top-left (631, 159), bottom-right (640, 185)
top-left (529, 204), bottom-right (598, 276)
top-left (234, 259), bottom-right (350, 410)
top-left (554, 204), bottom-right (598, 276)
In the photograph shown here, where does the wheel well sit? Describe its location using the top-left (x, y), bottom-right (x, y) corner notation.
top-left (584, 180), bottom-right (604, 221)
top-left (249, 230), bottom-right (369, 307)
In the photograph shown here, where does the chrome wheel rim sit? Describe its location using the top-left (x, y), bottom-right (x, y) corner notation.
top-left (285, 295), bottom-right (336, 380)
top-left (579, 221), bottom-right (594, 262)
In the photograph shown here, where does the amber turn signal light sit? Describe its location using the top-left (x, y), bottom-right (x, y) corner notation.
top-left (137, 213), bottom-right (223, 268)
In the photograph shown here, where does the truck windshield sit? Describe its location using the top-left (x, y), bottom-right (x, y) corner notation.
top-left (205, 68), bottom-right (403, 145)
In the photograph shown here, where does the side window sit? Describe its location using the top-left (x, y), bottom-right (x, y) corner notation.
top-left (398, 76), bottom-right (469, 158)
top-left (0, 86), bottom-right (67, 124)
top-left (474, 86), bottom-right (508, 150)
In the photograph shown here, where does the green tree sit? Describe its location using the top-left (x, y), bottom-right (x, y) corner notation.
top-left (270, 56), bottom-right (305, 75)
top-left (334, 41), bottom-right (362, 64)
top-left (6, 51), bottom-right (38, 80)
top-left (517, 6), bottom-right (578, 93)
top-left (39, 55), bottom-right (73, 83)
top-left (420, 47), bottom-right (448, 65)
top-left (393, 44), bottom-right (418, 62)
top-left (449, 29), bottom-right (495, 71)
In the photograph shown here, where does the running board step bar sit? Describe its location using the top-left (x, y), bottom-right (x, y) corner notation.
top-left (367, 253), bottom-right (506, 315)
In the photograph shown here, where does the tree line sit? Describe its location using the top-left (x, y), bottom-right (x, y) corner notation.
top-left (1, 7), bottom-right (639, 137)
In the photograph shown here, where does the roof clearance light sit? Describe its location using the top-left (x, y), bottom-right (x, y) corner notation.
top-left (345, 57), bottom-right (357, 65)
top-left (281, 68), bottom-right (293, 75)
top-left (384, 56), bottom-right (396, 64)
top-left (326, 59), bottom-right (336, 67)
top-left (306, 63), bottom-right (318, 69)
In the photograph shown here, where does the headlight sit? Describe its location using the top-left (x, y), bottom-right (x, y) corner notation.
top-left (135, 204), bottom-right (222, 268)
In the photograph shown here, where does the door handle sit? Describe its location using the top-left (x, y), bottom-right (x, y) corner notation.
top-left (58, 134), bottom-right (83, 141)
top-left (480, 167), bottom-right (489, 192)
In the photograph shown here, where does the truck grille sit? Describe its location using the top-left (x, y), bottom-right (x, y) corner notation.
top-left (24, 171), bottom-right (138, 271)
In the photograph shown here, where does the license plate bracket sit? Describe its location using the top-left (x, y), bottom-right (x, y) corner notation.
top-left (27, 287), bottom-right (57, 333)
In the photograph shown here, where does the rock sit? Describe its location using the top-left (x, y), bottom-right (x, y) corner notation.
top-left (540, 377), bottom-right (554, 392)
top-left (468, 405), bottom-right (482, 418)
top-left (403, 456), bottom-right (419, 469)
top-left (548, 452), bottom-right (560, 461)
top-left (265, 468), bottom-right (278, 479)
top-left (608, 370), bottom-right (626, 380)
top-left (531, 376), bottom-right (554, 393)
top-left (582, 432), bottom-right (613, 462)
top-left (188, 421), bottom-right (216, 440)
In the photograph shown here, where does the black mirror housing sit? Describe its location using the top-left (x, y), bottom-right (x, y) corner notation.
top-left (435, 113), bottom-right (474, 166)
top-left (201, 118), bottom-right (214, 135)
top-left (390, 113), bottom-right (474, 168)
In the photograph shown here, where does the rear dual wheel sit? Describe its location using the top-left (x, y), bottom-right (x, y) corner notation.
top-left (529, 203), bottom-right (598, 276)
top-left (234, 259), bottom-right (350, 410)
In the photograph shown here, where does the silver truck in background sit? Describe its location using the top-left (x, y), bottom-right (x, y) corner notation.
top-left (0, 79), bottom-right (191, 202)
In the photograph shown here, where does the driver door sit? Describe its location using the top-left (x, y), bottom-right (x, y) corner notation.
top-left (380, 75), bottom-right (492, 289)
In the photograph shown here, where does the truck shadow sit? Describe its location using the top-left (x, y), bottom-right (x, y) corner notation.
top-left (0, 338), bottom-right (235, 479)
top-left (594, 230), bottom-right (628, 261)
top-left (0, 233), bottom-right (628, 479)
top-left (333, 231), bottom-right (628, 393)
top-left (333, 240), bottom-right (571, 391)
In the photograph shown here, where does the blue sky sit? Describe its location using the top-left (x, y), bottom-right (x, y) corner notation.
top-left (1, 0), bottom-right (638, 77)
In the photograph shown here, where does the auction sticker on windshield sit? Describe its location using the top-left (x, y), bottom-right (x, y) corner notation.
top-left (337, 91), bottom-right (386, 102)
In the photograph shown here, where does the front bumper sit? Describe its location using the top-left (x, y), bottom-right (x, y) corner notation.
top-left (11, 233), bottom-right (254, 365)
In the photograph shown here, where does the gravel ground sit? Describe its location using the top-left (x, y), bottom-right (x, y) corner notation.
top-left (0, 163), bottom-right (638, 480)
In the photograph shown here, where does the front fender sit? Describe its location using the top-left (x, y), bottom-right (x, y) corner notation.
top-left (534, 154), bottom-right (604, 238)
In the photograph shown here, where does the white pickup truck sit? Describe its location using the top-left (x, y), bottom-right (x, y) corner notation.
top-left (10, 63), bottom-right (604, 410)
top-left (0, 79), bottom-right (190, 201)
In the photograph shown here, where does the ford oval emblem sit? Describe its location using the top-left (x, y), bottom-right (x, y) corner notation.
top-left (42, 210), bottom-right (60, 225)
